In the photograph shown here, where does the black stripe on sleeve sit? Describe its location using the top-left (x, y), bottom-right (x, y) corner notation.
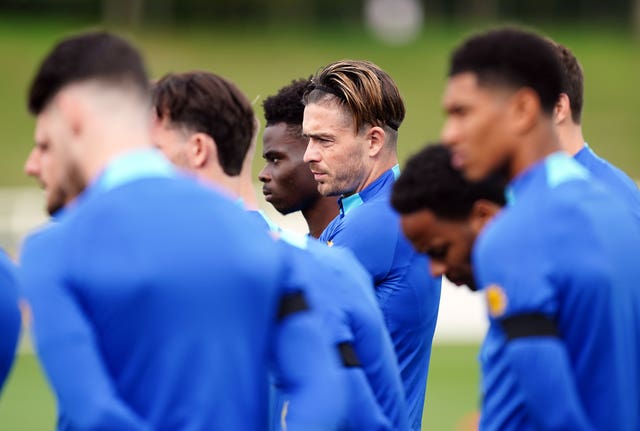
top-left (277, 291), bottom-right (310, 321)
top-left (337, 341), bottom-right (362, 368)
top-left (501, 313), bottom-right (559, 341)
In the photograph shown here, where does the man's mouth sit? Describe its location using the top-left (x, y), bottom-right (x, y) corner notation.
top-left (262, 187), bottom-right (273, 201)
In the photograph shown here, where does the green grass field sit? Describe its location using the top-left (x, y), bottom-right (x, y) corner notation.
top-left (0, 15), bottom-right (639, 187)
top-left (0, 344), bottom-right (480, 430)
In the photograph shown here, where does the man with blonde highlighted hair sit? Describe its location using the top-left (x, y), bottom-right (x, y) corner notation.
top-left (302, 59), bottom-right (442, 430)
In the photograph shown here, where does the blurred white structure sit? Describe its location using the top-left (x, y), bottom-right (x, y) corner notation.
top-left (364, 0), bottom-right (424, 45)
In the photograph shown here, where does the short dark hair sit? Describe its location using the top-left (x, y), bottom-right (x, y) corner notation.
top-left (392, 144), bottom-right (506, 219)
top-left (263, 78), bottom-right (310, 128)
top-left (449, 27), bottom-right (563, 115)
top-left (555, 42), bottom-right (584, 124)
top-left (303, 60), bottom-right (405, 135)
top-left (152, 71), bottom-right (256, 176)
top-left (29, 31), bottom-right (149, 115)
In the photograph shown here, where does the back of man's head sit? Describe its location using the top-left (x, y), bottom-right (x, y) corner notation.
top-left (263, 78), bottom-right (309, 130)
top-left (303, 60), bottom-right (405, 137)
top-left (392, 144), bottom-right (506, 219)
top-left (29, 31), bottom-right (149, 115)
top-left (555, 42), bottom-right (584, 124)
top-left (449, 27), bottom-right (563, 116)
top-left (152, 71), bottom-right (255, 176)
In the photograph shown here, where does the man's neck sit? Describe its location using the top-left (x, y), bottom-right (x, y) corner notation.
top-left (353, 154), bottom-right (398, 195)
top-left (557, 122), bottom-right (585, 156)
top-left (508, 124), bottom-right (561, 180)
top-left (302, 196), bottom-right (339, 239)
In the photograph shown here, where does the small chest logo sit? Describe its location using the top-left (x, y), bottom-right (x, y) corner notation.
top-left (485, 284), bottom-right (507, 317)
top-left (326, 240), bottom-right (334, 247)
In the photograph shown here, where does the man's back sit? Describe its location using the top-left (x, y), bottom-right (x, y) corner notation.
top-left (280, 232), bottom-right (410, 430)
top-left (475, 153), bottom-right (640, 431)
top-left (21, 154), bottom-right (342, 430)
top-left (320, 167), bottom-right (441, 430)
top-left (574, 143), bottom-right (640, 224)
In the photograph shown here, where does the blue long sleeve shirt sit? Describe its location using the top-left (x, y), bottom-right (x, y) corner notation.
top-left (319, 166), bottom-right (441, 430)
top-left (574, 143), bottom-right (640, 225)
top-left (20, 149), bottom-right (344, 431)
top-left (475, 153), bottom-right (640, 431)
top-left (275, 230), bottom-right (409, 431)
top-left (0, 250), bottom-right (20, 393)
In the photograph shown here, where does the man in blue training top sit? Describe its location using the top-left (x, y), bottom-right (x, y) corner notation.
top-left (260, 78), bottom-right (410, 430)
top-left (440, 27), bottom-right (640, 430)
top-left (20, 31), bottom-right (344, 431)
top-left (0, 251), bottom-right (21, 395)
top-left (302, 60), bottom-right (442, 430)
top-left (151, 71), bottom-right (410, 430)
top-left (552, 41), bottom-right (640, 223)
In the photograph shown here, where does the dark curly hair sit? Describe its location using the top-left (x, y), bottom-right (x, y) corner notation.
top-left (392, 143), bottom-right (506, 219)
top-left (262, 78), bottom-right (310, 128)
top-left (449, 27), bottom-right (562, 115)
top-left (152, 71), bottom-right (255, 176)
top-left (555, 42), bottom-right (584, 124)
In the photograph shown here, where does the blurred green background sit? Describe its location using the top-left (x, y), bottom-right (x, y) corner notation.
top-left (1, 4), bottom-right (639, 187)
top-left (1, 1), bottom-right (639, 429)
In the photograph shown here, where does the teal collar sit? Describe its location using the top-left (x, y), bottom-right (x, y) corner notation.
top-left (96, 149), bottom-right (176, 192)
top-left (339, 164), bottom-right (400, 216)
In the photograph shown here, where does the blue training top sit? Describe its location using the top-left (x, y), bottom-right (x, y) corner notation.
top-left (0, 250), bottom-right (20, 394)
top-left (19, 149), bottom-right (344, 431)
top-left (275, 230), bottom-right (409, 431)
top-left (320, 165), bottom-right (442, 431)
top-left (574, 143), bottom-right (640, 225)
top-left (475, 152), bottom-right (640, 431)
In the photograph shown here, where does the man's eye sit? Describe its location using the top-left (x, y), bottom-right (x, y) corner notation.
top-left (428, 247), bottom-right (448, 260)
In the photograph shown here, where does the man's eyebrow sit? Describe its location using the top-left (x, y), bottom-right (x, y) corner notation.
top-left (302, 131), bottom-right (334, 140)
top-left (262, 149), bottom-right (284, 159)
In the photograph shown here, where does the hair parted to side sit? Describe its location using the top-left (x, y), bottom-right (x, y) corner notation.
top-left (449, 27), bottom-right (563, 115)
top-left (303, 60), bottom-right (405, 135)
top-left (554, 42), bottom-right (584, 124)
top-left (28, 31), bottom-right (149, 115)
top-left (392, 144), bottom-right (506, 219)
top-left (263, 77), bottom-right (310, 129)
top-left (152, 71), bottom-right (256, 176)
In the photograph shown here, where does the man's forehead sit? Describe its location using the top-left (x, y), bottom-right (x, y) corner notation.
top-left (443, 73), bottom-right (482, 99)
top-left (303, 100), bottom-right (353, 130)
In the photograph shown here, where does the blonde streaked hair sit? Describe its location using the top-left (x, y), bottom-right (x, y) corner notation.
top-left (303, 60), bottom-right (405, 139)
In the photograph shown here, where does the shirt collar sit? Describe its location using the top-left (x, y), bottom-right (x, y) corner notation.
top-left (506, 151), bottom-right (588, 205)
top-left (338, 164), bottom-right (399, 215)
top-left (94, 148), bottom-right (176, 193)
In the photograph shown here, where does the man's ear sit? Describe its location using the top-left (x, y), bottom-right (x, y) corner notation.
top-left (189, 132), bottom-right (215, 169)
top-left (508, 87), bottom-right (542, 134)
top-left (553, 93), bottom-right (571, 125)
top-left (469, 199), bottom-right (501, 235)
top-left (56, 90), bottom-right (85, 138)
top-left (365, 126), bottom-right (386, 158)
